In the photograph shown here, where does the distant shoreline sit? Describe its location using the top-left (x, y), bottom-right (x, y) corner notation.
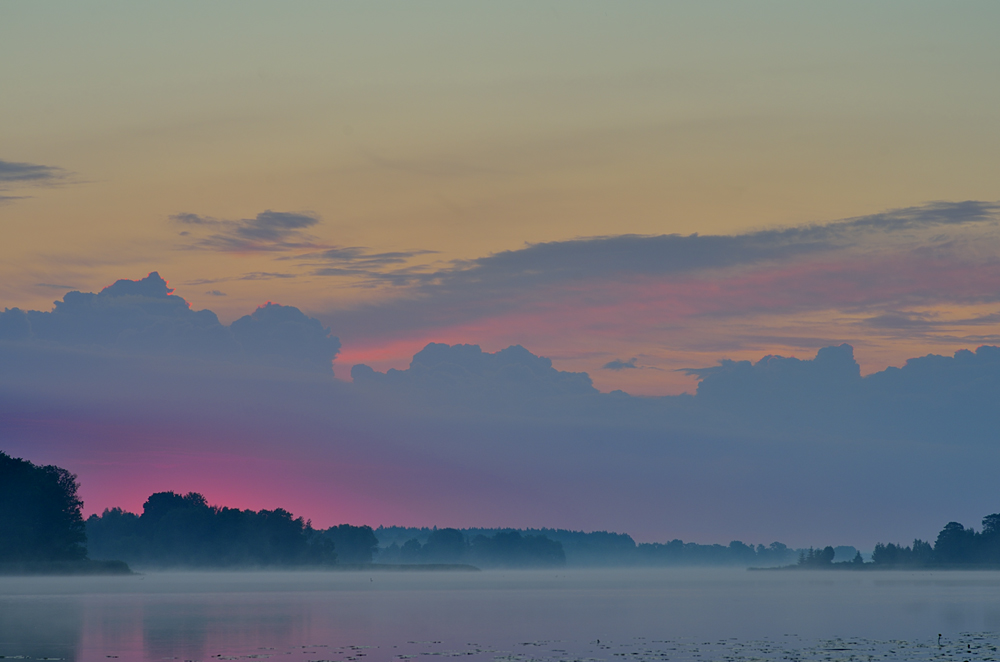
top-left (750, 564), bottom-right (1000, 572)
top-left (0, 559), bottom-right (133, 576)
top-left (43, 562), bottom-right (483, 573)
top-left (329, 563), bottom-right (480, 572)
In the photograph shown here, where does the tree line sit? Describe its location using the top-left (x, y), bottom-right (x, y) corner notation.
top-left (376, 526), bottom-right (814, 567)
top-left (868, 514), bottom-right (1000, 567)
top-left (10, 450), bottom-right (1000, 570)
top-left (0, 451), bottom-right (566, 569)
top-left (85, 492), bottom-right (341, 567)
top-left (377, 528), bottom-right (566, 568)
top-left (791, 514), bottom-right (1000, 569)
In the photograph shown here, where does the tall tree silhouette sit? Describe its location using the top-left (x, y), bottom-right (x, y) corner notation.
top-left (0, 452), bottom-right (87, 562)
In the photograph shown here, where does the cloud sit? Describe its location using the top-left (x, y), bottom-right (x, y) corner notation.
top-left (239, 272), bottom-right (298, 280)
top-left (308, 247), bottom-right (435, 270)
top-left (319, 201), bottom-right (1000, 373)
top-left (172, 210), bottom-right (321, 252)
top-left (352, 342), bottom-right (596, 404)
top-left (0, 160), bottom-right (71, 204)
top-left (863, 310), bottom-right (1000, 331)
top-left (8, 274), bottom-right (1000, 545)
top-left (603, 358), bottom-right (638, 370)
top-left (687, 344), bottom-right (862, 400)
top-left (205, 290), bottom-right (226, 296)
top-left (172, 209), bottom-right (438, 286)
top-left (288, 246), bottom-right (439, 286)
top-left (430, 201), bottom-right (998, 293)
top-left (0, 159), bottom-right (67, 186)
top-left (682, 341), bottom-right (1000, 448)
top-left (231, 302), bottom-right (341, 374)
top-left (187, 272), bottom-right (299, 286)
top-left (0, 272), bottom-right (339, 374)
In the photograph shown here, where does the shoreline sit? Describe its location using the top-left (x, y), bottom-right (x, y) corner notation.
top-left (0, 559), bottom-right (133, 576)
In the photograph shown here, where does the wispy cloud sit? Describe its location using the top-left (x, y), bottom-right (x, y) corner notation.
top-left (429, 200), bottom-right (998, 293)
top-left (0, 159), bottom-right (72, 204)
top-left (240, 271), bottom-right (298, 281)
top-left (328, 201), bottom-right (1000, 332)
top-left (172, 209), bottom-right (438, 286)
top-left (0, 159), bottom-right (68, 185)
top-left (172, 210), bottom-right (322, 252)
top-left (861, 310), bottom-right (1000, 332)
top-left (186, 272), bottom-right (299, 286)
top-left (317, 201), bottom-right (1000, 389)
top-left (603, 358), bottom-right (638, 370)
top-left (36, 282), bottom-right (78, 290)
top-left (289, 246), bottom-right (439, 286)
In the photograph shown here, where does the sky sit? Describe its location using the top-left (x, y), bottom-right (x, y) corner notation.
top-left (2, 2), bottom-right (1000, 547)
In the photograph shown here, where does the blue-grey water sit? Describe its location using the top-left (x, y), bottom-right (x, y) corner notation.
top-left (4, 568), bottom-right (1000, 662)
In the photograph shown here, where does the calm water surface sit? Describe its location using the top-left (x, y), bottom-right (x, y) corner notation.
top-left (3, 568), bottom-right (1000, 662)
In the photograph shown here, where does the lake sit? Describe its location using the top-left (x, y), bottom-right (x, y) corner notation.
top-left (3, 568), bottom-right (1000, 662)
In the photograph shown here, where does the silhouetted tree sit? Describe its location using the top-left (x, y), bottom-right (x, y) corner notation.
top-left (400, 538), bottom-right (423, 562)
top-left (912, 539), bottom-right (934, 564)
top-left (934, 521), bottom-right (975, 565)
top-left (378, 527), bottom-right (814, 567)
top-left (86, 491), bottom-right (336, 567)
top-left (798, 546), bottom-right (835, 567)
top-left (320, 524), bottom-right (379, 564)
top-left (85, 507), bottom-right (141, 561)
top-left (468, 530), bottom-right (566, 567)
top-left (978, 513), bottom-right (1000, 564)
top-left (423, 528), bottom-right (466, 563)
top-left (871, 539), bottom-right (933, 566)
top-left (0, 452), bottom-right (86, 562)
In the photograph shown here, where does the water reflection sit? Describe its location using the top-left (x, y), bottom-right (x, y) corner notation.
top-left (4, 569), bottom-right (1000, 662)
top-left (141, 597), bottom-right (309, 661)
top-left (0, 596), bottom-right (80, 660)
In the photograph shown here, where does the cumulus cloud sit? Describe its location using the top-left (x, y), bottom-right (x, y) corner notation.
top-left (689, 344), bottom-right (862, 404)
top-left (351, 343), bottom-right (596, 409)
top-left (0, 272), bottom-right (339, 374)
top-left (681, 342), bottom-right (1000, 447)
top-left (172, 210), bottom-right (321, 252)
top-left (231, 302), bottom-right (341, 374)
top-left (7, 274), bottom-right (1000, 544)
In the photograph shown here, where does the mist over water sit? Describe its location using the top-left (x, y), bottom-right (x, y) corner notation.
top-left (5, 569), bottom-right (1000, 662)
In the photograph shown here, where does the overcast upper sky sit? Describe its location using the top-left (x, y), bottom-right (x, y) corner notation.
top-left (3, 2), bottom-right (1000, 545)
